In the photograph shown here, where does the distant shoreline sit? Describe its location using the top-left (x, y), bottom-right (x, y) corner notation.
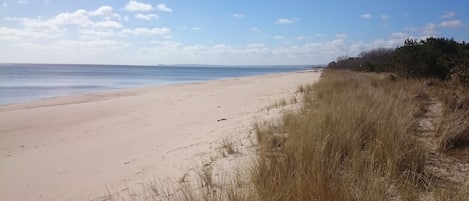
top-left (0, 64), bottom-right (315, 106)
top-left (0, 70), bottom-right (309, 111)
top-left (0, 62), bottom-right (323, 68)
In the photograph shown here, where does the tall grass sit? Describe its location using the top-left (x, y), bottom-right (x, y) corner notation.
top-left (434, 184), bottom-right (469, 201)
top-left (436, 84), bottom-right (469, 151)
top-left (253, 70), bottom-right (428, 200)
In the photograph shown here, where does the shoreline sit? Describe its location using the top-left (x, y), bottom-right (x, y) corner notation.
top-left (0, 63), bottom-right (315, 107)
top-left (0, 69), bottom-right (315, 110)
top-left (0, 70), bottom-right (321, 201)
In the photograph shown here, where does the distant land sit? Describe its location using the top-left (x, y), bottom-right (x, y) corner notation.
top-left (1, 63), bottom-right (324, 68)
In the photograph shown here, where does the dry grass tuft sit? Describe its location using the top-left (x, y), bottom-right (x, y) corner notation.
top-left (266, 99), bottom-right (289, 111)
top-left (436, 84), bottom-right (469, 151)
top-left (221, 138), bottom-right (238, 157)
top-left (438, 109), bottom-right (469, 151)
top-left (252, 70), bottom-right (429, 200)
top-left (434, 184), bottom-right (469, 201)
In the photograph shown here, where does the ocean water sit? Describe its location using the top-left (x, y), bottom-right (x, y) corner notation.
top-left (0, 63), bottom-right (311, 105)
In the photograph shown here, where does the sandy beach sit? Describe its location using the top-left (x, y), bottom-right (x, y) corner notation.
top-left (0, 71), bottom-right (321, 201)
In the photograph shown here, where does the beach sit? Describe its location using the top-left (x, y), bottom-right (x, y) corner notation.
top-left (0, 70), bottom-right (321, 201)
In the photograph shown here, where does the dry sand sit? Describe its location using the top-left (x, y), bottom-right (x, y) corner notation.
top-left (0, 71), bottom-right (321, 201)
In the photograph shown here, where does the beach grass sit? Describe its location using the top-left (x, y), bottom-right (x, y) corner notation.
top-left (436, 83), bottom-right (469, 151)
top-left (251, 70), bottom-right (429, 201)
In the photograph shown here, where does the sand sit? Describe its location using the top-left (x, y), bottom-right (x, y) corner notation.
top-left (0, 70), bottom-right (321, 201)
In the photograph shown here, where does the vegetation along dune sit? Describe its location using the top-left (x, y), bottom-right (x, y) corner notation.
top-left (1, 0), bottom-right (468, 200)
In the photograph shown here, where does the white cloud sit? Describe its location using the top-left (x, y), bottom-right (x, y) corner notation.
top-left (132, 37), bottom-right (357, 65)
top-left (2, 2), bottom-right (7, 7)
top-left (233, 14), bottom-right (245, 18)
top-left (121, 27), bottom-right (171, 37)
top-left (402, 18), bottom-right (463, 39)
top-left (360, 13), bottom-right (372, 19)
top-left (391, 32), bottom-right (409, 39)
top-left (439, 20), bottom-right (462, 28)
top-left (250, 27), bottom-right (262, 33)
top-left (315, 33), bottom-right (326, 38)
top-left (273, 35), bottom-right (285, 40)
top-left (275, 18), bottom-right (297, 24)
top-left (441, 11), bottom-right (456, 19)
top-left (58, 8), bottom-right (121, 28)
top-left (211, 44), bottom-right (230, 50)
top-left (93, 21), bottom-right (122, 29)
top-left (403, 20), bottom-right (461, 38)
top-left (79, 29), bottom-right (114, 40)
top-left (247, 43), bottom-right (265, 49)
top-left (405, 20), bottom-right (464, 37)
top-left (89, 6), bottom-right (121, 20)
top-left (336, 33), bottom-right (348, 38)
top-left (18, 0), bottom-right (28, 4)
top-left (90, 6), bottom-right (112, 16)
top-left (296, 35), bottom-right (312, 40)
top-left (52, 9), bottom-right (90, 27)
top-left (422, 23), bottom-right (438, 36)
top-left (54, 40), bottom-right (128, 50)
top-left (150, 40), bottom-right (182, 48)
top-left (157, 4), bottom-right (172, 12)
top-left (181, 26), bottom-right (202, 31)
top-left (2, 39), bottom-right (129, 64)
top-left (0, 6), bottom-right (127, 44)
top-left (135, 13), bottom-right (159, 20)
top-left (424, 23), bottom-right (436, 29)
top-left (21, 8), bottom-right (123, 29)
top-left (13, 40), bottom-right (128, 53)
top-left (380, 14), bottom-right (389, 20)
top-left (125, 0), bottom-right (153, 12)
top-left (0, 27), bottom-right (63, 40)
top-left (3, 17), bottom-right (18, 21)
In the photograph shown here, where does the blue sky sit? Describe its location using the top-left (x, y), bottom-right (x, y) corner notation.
top-left (0, 0), bottom-right (468, 65)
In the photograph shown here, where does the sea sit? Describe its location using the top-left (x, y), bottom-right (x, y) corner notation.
top-left (0, 63), bottom-right (312, 105)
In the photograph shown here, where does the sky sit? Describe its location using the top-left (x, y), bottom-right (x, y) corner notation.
top-left (0, 0), bottom-right (468, 65)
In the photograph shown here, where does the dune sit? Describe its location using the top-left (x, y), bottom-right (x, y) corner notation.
top-left (0, 71), bottom-right (321, 201)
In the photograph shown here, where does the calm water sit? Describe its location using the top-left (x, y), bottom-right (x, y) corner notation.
top-left (0, 63), bottom-right (310, 105)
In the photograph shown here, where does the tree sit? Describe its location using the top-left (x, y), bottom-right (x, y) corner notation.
top-left (327, 37), bottom-right (468, 84)
top-left (359, 48), bottom-right (394, 72)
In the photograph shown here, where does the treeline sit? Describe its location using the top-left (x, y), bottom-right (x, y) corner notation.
top-left (328, 37), bottom-right (469, 86)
